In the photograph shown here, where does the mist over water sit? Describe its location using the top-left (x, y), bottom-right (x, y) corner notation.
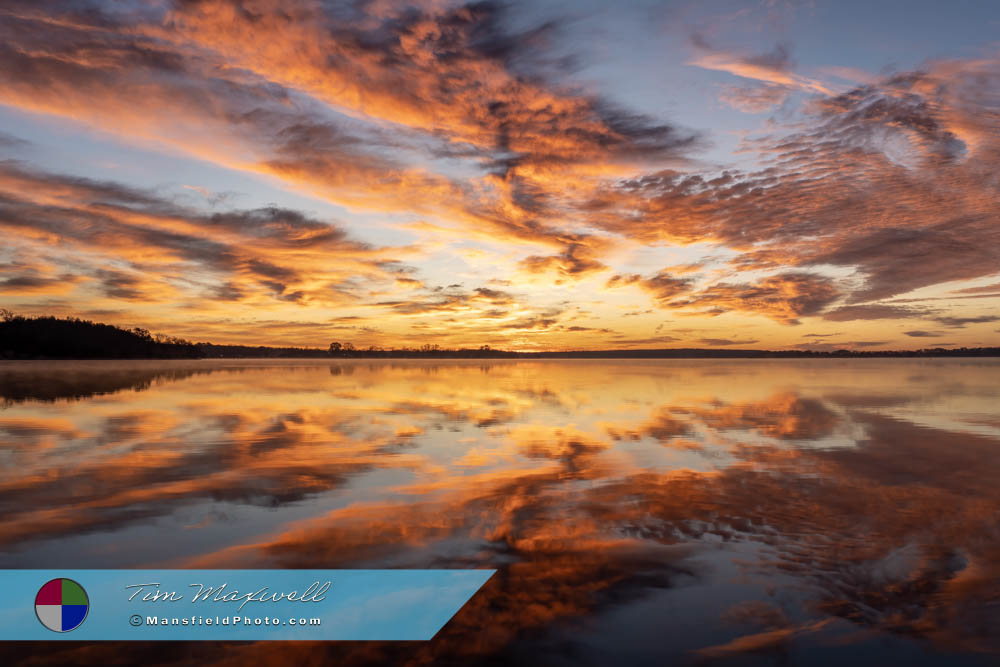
top-left (1, 359), bottom-right (998, 665)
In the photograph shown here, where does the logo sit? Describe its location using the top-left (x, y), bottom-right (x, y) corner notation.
top-left (35, 578), bottom-right (89, 632)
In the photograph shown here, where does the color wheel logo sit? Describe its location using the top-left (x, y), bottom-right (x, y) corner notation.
top-left (35, 578), bottom-right (89, 632)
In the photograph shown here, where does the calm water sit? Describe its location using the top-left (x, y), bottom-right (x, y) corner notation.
top-left (1, 359), bottom-right (998, 665)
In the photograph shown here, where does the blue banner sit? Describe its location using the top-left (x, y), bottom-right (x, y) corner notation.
top-left (0, 569), bottom-right (494, 640)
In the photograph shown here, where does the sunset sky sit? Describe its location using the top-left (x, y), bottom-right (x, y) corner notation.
top-left (1, 0), bottom-right (998, 350)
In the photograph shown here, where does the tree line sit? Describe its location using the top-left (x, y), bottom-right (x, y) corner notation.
top-left (2, 312), bottom-right (999, 359)
top-left (0, 311), bottom-right (200, 359)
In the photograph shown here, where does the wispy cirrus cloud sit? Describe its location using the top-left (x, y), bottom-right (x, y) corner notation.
top-left (689, 38), bottom-right (832, 114)
top-left (689, 40), bottom-right (833, 95)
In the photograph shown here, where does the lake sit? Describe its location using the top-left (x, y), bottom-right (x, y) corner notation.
top-left (1, 358), bottom-right (998, 665)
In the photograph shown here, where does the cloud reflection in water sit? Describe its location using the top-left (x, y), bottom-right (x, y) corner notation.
top-left (0, 358), bottom-right (997, 664)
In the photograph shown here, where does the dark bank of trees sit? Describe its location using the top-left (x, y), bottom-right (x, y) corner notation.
top-left (323, 345), bottom-right (1000, 359)
top-left (326, 342), bottom-right (519, 358)
top-left (514, 347), bottom-right (1000, 358)
top-left (197, 342), bottom-right (339, 358)
top-left (3, 312), bottom-right (1000, 359)
top-left (0, 312), bottom-right (201, 359)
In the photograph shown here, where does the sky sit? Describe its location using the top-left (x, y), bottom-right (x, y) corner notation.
top-left (0, 0), bottom-right (998, 351)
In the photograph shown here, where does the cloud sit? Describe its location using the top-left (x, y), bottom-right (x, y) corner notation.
top-left (669, 272), bottom-right (840, 324)
top-left (605, 273), bottom-right (642, 288)
top-left (605, 270), bottom-right (695, 306)
top-left (0, 0), bottom-right (707, 271)
top-left (0, 160), bottom-right (398, 319)
top-left (607, 335), bottom-right (681, 346)
top-left (822, 304), bottom-right (928, 321)
top-left (0, 130), bottom-right (30, 150)
top-left (375, 285), bottom-right (515, 315)
top-left (851, 340), bottom-right (890, 348)
top-left (689, 40), bottom-right (833, 95)
top-left (813, 225), bottom-right (993, 302)
top-left (640, 271), bottom-right (697, 304)
top-left (583, 62), bottom-right (1000, 313)
top-left (698, 337), bottom-right (760, 346)
top-left (933, 315), bottom-right (1000, 328)
top-left (953, 282), bottom-right (1000, 294)
top-left (903, 330), bottom-right (943, 338)
top-left (93, 269), bottom-right (152, 300)
top-left (719, 84), bottom-right (789, 113)
top-left (813, 78), bottom-right (968, 162)
top-left (0, 273), bottom-right (80, 294)
top-left (518, 241), bottom-right (608, 280)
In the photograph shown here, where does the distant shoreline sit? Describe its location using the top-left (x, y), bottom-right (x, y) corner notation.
top-left (3, 313), bottom-right (999, 360)
top-left (6, 349), bottom-right (1000, 361)
top-left (208, 348), bottom-right (1000, 359)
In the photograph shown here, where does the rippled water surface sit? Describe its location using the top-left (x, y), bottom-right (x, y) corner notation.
top-left (1, 358), bottom-right (998, 665)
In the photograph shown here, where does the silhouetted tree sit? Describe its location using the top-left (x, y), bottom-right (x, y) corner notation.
top-left (0, 316), bottom-right (200, 359)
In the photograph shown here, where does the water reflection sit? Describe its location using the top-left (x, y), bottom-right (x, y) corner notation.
top-left (0, 361), bottom-right (214, 404)
top-left (0, 359), bottom-right (998, 665)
